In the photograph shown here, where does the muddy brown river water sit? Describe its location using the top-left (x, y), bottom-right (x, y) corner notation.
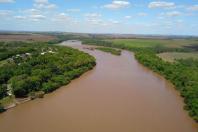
top-left (0, 42), bottom-right (197, 132)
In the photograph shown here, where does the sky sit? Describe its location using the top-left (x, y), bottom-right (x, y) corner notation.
top-left (0, 0), bottom-right (197, 35)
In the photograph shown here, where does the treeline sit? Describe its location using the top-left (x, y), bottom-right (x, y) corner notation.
top-left (82, 39), bottom-right (113, 46)
top-left (48, 34), bottom-right (87, 44)
top-left (0, 85), bottom-right (7, 99)
top-left (96, 47), bottom-right (121, 56)
top-left (0, 41), bottom-right (96, 103)
top-left (82, 39), bottom-right (192, 53)
top-left (135, 51), bottom-right (198, 122)
top-left (0, 41), bottom-right (36, 61)
top-left (82, 38), bottom-right (198, 122)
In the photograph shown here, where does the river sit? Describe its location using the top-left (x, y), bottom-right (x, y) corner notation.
top-left (0, 41), bottom-right (197, 132)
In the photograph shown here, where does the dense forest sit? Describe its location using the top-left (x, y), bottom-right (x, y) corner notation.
top-left (82, 38), bottom-right (198, 122)
top-left (0, 41), bottom-right (96, 111)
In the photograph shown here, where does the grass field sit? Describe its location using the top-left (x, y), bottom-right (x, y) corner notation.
top-left (109, 38), bottom-right (198, 48)
top-left (158, 52), bottom-right (198, 62)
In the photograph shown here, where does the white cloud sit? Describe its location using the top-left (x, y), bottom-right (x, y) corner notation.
top-left (86, 19), bottom-right (103, 25)
top-left (0, 10), bottom-right (12, 16)
top-left (34, 3), bottom-right (57, 9)
top-left (85, 13), bottom-right (103, 25)
top-left (110, 20), bottom-right (120, 24)
top-left (103, 0), bottom-right (130, 9)
top-left (137, 12), bottom-right (147, 16)
top-left (165, 11), bottom-right (181, 17)
top-left (84, 13), bottom-right (120, 27)
top-left (148, 1), bottom-right (175, 9)
top-left (66, 9), bottom-right (81, 12)
top-left (30, 15), bottom-right (45, 22)
top-left (17, 8), bottom-right (49, 21)
top-left (0, 0), bottom-right (14, 3)
top-left (14, 16), bottom-right (26, 20)
top-left (125, 15), bottom-right (132, 19)
top-left (176, 19), bottom-right (183, 23)
top-left (30, 14), bottom-right (46, 19)
top-left (157, 16), bottom-right (165, 19)
top-left (85, 13), bottom-right (102, 18)
top-left (158, 11), bottom-right (181, 19)
top-left (85, 18), bottom-right (120, 26)
top-left (52, 13), bottom-right (72, 22)
top-left (21, 14), bottom-right (46, 22)
top-left (34, 0), bottom-right (48, 3)
top-left (58, 13), bottom-right (70, 19)
top-left (23, 8), bottom-right (41, 15)
top-left (188, 5), bottom-right (198, 11)
top-left (34, 0), bottom-right (57, 9)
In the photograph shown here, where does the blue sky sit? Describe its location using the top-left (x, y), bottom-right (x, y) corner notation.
top-left (0, 0), bottom-right (197, 35)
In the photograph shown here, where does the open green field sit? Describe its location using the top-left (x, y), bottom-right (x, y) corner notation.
top-left (109, 38), bottom-right (198, 48)
top-left (158, 52), bottom-right (198, 62)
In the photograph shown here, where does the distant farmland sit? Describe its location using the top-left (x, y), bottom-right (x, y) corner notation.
top-left (0, 34), bottom-right (56, 42)
top-left (158, 52), bottom-right (198, 62)
top-left (108, 38), bottom-right (198, 48)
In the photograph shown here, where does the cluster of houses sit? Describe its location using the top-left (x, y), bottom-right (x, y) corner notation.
top-left (41, 50), bottom-right (56, 55)
top-left (8, 52), bottom-right (32, 64)
top-left (41, 47), bottom-right (56, 55)
top-left (7, 47), bottom-right (57, 64)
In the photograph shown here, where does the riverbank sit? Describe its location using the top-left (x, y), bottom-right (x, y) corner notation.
top-left (95, 47), bottom-right (121, 55)
top-left (0, 43), bottom-right (197, 132)
top-left (0, 92), bottom-right (44, 112)
top-left (82, 38), bottom-right (198, 123)
top-left (0, 41), bottom-right (96, 112)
